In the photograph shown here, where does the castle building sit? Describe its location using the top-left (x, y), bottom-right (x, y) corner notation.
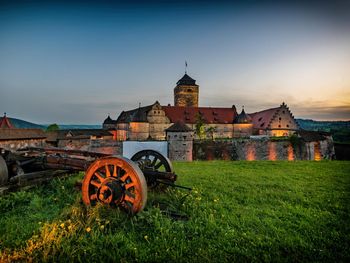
top-left (166, 121), bottom-right (194, 161)
top-left (103, 74), bottom-right (300, 140)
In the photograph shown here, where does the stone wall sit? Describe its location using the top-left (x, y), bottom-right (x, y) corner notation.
top-left (231, 139), bottom-right (299, 160)
top-left (0, 138), bottom-right (46, 150)
top-left (193, 137), bottom-right (335, 161)
top-left (58, 139), bottom-right (122, 155)
top-left (193, 140), bottom-right (233, 160)
top-left (167, 131), bottom-right (194, 161)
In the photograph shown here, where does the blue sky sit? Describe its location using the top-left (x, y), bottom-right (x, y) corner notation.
top-left (0, 1), bottom-right (349, 124)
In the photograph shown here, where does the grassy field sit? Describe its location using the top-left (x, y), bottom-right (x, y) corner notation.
top-left (0, 161), bottom-right (349, 262)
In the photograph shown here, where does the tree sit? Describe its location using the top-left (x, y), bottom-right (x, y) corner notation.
top-left (206, 126), bottom-right (217, 140)
top-left (195, 113), bottom-right (206, 140)
top-left (46, 123), bottom-right (60, 132)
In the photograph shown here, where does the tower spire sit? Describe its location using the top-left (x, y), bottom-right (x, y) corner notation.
top-left (185, 61), bottom-right (188, 74)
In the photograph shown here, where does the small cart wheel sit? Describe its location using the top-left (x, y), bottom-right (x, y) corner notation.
top-left (131, 150), bottom-right (175, 188)
top-left (82, 156), bottom-right (147, 214)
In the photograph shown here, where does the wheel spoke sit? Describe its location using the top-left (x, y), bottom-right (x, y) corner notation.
top-left (124, 194), bottom-right (135, 203)
top-left (125, 190), bottom-right (135, 199)
top-left (125, 182), bottom-right (136, 190)
top-left (91, 180), bottom-right (101, 188)
top-left (113, 165), bottom-right (117, 177)
top-left (105, 165), bottom-right (111, 177)
top-left (94, 172), bottom-right (104, 182)
top-left (120, 173), bottom-right (130, 182)
top-left (90, 194), bottom-right (97, 201)
top-left (154, 161), bottom-right (163, 170)
top-left (150, 157), bottom-right (158, 167)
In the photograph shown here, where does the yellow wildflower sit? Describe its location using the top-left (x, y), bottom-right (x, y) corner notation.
top-left (60, 223), bottom-right (65, 228)
top-left (86, 227), bottom-right (91, 233)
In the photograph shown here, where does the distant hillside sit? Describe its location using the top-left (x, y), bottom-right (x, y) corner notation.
top-left (296, 119), bottom-right (350, 131)
top-left (8, 118), bottom-right (45, 129)
top-left (6, 118), bottom-right (101, 130)
top-left (296, 119), bottom-right (350, 143)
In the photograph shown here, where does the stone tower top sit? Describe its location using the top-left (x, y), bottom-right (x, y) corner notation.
top-left (174, 73), bottom-right (199, 107)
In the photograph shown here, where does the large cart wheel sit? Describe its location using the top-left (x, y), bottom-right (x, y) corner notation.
top-left (131, 150), bottom-right (175, 188)
top-left (0, 155), bottom-right (8, 186)
top-left (82, 156), bottom-right (147, 214)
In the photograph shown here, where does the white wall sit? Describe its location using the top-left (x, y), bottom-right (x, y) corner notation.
top-left (122, 141), bottom-right (168, 159)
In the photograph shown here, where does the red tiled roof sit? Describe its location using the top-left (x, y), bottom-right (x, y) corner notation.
top-left (162, 106), bottom-right (237, 124)
top-left (0, 129), bottom-right (46, 140)
top-left (249, 107), bottom-right (279, 129)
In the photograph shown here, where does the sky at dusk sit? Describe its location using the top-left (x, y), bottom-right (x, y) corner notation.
top-left (0, 0), bottom-right (349, 124)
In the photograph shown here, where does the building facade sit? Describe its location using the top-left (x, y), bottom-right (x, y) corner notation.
top-left (103, 74), bottom-right (300, 140)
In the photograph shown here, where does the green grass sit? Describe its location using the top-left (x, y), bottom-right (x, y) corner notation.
top-left (0, 161), bottom-right (349, 262)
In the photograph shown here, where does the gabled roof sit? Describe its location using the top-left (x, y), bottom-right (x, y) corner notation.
top-left (0, 114), bottom-right (13, 129)
top-left (163, 106), bottom-right (237, 124)
top-left (176, 74), bottom-right (197, 86)
top-left (116, 104), bottom-right (154, 123)
top-left (0, 129), bottom-right (46, 140)
top-left (249, 103), bottom-right (298, 130)
top-left (249, 107), bottom-right (280, 129)
top-left (166, 121), bottom-right (193, 132)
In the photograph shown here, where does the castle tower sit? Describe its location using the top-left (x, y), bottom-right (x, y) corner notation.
top-left (174, 74), bottom-right (199, 107)
top-left (166, 121), bottom-right (194, 161)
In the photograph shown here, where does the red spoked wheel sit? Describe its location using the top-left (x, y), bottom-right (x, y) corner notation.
top-left (82, 156), bottom-right (147, 214)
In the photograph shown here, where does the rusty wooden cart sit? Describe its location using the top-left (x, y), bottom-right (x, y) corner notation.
top-left (0, 147), bottom-right (181, 214)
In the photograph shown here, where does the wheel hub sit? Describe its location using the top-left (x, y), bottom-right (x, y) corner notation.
top-left (97, 178), bottom-right (124, 205)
